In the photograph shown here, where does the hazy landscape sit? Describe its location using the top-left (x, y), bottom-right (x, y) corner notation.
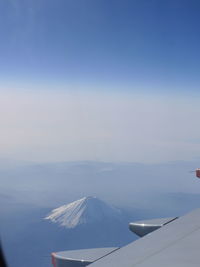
top-left (1, 159), bottom-right (200, 267)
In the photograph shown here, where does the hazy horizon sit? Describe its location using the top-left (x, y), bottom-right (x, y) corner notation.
top-left (0, 89), bottom-right (200, 164)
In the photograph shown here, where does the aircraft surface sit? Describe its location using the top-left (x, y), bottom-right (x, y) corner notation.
top-left (51, 170), bottom-right (200, 267)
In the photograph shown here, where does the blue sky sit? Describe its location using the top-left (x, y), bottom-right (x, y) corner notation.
top-left (1, 0), bottom-right (200, 92)
top-left (0, 1), bottom-right (199, 162)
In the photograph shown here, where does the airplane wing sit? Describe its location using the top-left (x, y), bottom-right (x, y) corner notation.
top-left (52, 208), bottom-right (200, 267)
top-left (90, 208), bottom-right (200, 267)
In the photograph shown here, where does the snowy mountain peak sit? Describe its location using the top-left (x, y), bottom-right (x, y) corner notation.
top-left (45, 196), bottom-right (122, 228)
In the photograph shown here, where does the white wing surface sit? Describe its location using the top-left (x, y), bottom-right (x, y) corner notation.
top-left (90, 208), bottom-right (200, 267)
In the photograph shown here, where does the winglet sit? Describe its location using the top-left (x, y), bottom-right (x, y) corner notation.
top-left (196, 169), bottom-right (200, 178)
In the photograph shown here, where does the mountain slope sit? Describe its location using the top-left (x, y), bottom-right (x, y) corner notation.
top-left (45, 196), bottom-right (122, 228)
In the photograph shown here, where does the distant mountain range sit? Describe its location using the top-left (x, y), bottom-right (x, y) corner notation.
top-left (1, 159), bottom-right (199, 208)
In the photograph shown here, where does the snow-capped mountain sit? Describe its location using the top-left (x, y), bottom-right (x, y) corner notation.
top-left (45, 196), bottom-right (123, 228)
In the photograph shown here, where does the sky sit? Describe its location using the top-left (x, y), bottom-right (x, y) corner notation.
top-left (0, 0), bottom-right (200, 163)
